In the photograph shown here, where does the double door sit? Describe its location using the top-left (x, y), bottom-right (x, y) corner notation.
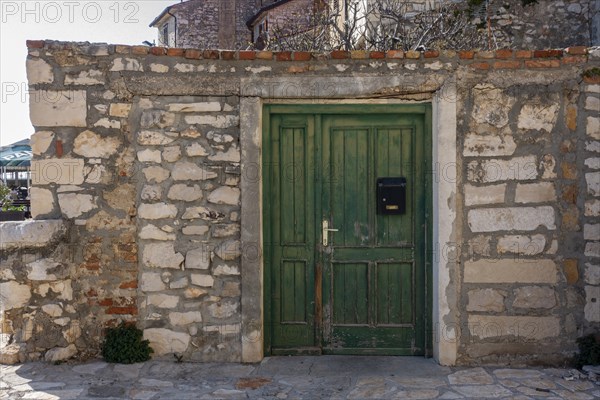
top-left (263, 104), bottom-right (431, 355)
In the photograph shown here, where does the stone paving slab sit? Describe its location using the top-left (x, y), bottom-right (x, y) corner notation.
top-left (0, 356), bottom-right (599, 399)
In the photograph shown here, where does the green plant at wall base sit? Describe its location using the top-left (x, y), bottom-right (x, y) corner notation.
top-left (101, 323), bottom-right (154, 364)
top-left (575, 334), bottom-right (600, 368)
top-left (583, 68), bottom-right (600, 79)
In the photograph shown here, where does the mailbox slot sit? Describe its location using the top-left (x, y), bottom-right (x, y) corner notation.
top-left (377, 177), bottom-right (406, 215)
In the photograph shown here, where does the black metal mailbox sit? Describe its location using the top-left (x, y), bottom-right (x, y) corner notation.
top-left (377, 177), bottom-right (407, 215)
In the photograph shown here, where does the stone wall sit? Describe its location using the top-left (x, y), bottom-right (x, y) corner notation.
top-left (11, 39), bottom-right (600, 365)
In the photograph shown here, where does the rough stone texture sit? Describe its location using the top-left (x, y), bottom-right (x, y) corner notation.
top-left (512, 286), bottom-right (557, 309)
top-left (19, 40), bottom-right (600, 366)
top-left (467, 289), bottom-right (506, 312)
top-left (143, 329), bottom-right (190, 356)
top-left (29, 90), bottom-right (87, 127)
top-left (30, 130), bottom-right (55, 155)
top-left (467, 207), bottom-right (556, 232)
top-left (467, 315), bottom-right (560, 340)
top-left (464, 259), bottom-right (557, 283)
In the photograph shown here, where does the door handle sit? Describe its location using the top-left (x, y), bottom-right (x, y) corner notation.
top-left (322, 220), bottom-right (339, 247)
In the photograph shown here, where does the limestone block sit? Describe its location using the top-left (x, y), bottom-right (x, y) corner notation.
top-left (514, 182), bottom-right (556, 203)
top-left (141, 111), bottom-right (175, 129)
top-left (467, 289), bottom-right (505, 312)
top-left (585, 242), bottom-right (600, 257)
top-left (497, 234), bottom-right (546, 255)
top-left (464, 184), bottom-right (505, 206)
top-left (103, 184), bottom-right (135, 212)
top-left (26, 57), bottom-right (54, 84)
top-left (162, 146), bottom-right (182, 163)
top-left (110, 58), bottom-right (143, 71)
top-left (44, 345), bottom-right (77, 362)
top-left (109, 103), bottom-right (132, 118)
top-left (207, 300), bottom-right (239, 318)
top-left (169, 311), bottom-right (203, 326)
top-left (0, 344), bottom-right (25, 365)
top-left (29, 90), bottom-right (86, 127)
top-left (208, 146), bottom-right (241, 163)
top-left (540, 154), bottom-right (557, 179)
top-left (93, 118), bottom-right (121, 129)
top-left (584, 286), bottom-right (600, 322)
top-left (167, 184), bottom-right (203, 202)
top-left (185, 248), bottom-right (210, 270)
top-left (30, 187), bottom-right (56, 218)
top-left (182, 225), bottom-right (209, 236)
top-left (137, 131), bottom-right (176, 146)
top-left (42, 304), bottom-right (63, 317)
top-left (585, 263), bottom-right (600, 285)
top-left (222, 281), bottom-right (241, 297)
top-left (181, 206), bottom-right (225, 221)
top-left (214, 240), bottom-right (241, 261)
top-left (57, 193), bottom-right (96, 218)
top-left (213, 263), bottom-right (240, 276)
top-left (585, 141), bottom-right (600, 153)
top-left (517, 103), bottom-right (559, 133)
top-left (142, 242), bottom-right (184, 269)
top-left (471, 84), bottom-right (515, 128)
top-left (141, 185), bottom-right (163, 202)
top-left (191, 274), bottom-right (214, 287)
top-left (208, 187), bottom-right (240, 205)
top-left (150, 63), bottom-right (169, 73)
top-left (31, 158), bottom-right (85, 185)
top-left (138, 203), bottom-right (177, 219)
top-left (147, 294), bottom-right (179, 308)
top-left (185, 143), bottom-right (209, 157)
top-left (0, 220), bottom-right (66, 250)
top-left (207, 132), bottom-right (234, 143)
top-left (467, 156), bottom-right (537, 183)
top-left (585, 224), bottom-right (600, 241)
top-left (513, 286), bottom-right (556, 309)
top-left (27, 259), bottom-right (60, 280)
top-left (467, 315), bottom-right (560, 340)
top-left (585, 157), bottom-right (600, 170)
top-left (0, 281), bottom-right (31, 310)
top-left (212, 224), bottom-right (240, 238)
top-left (467, 206), bottom-right (555, 232)
top-left (181, 127), bottom-right (202, 139)
top-left (184, 115), bottom-right (239, 128)
top-left (168, 102), bottom-right (221, 112)
top-left (30, 130), bottom-right (54, 155)
top-left (588, 117), bottom-right (600, 140)
top-left (586, 97), bottom-right (600, 111)
top-left (141, 272), bottom-right (166, 292)
top-left (464, 259), bottom-right (557, 283)
top-left (172, 162), bottom-right (217, 181)
top-left (185, 287), bottom-right (208, 299)
top-left (463, 133), bottom-right (516, 157)
top-left (136, 149), bottom-right (161, 164)
top-left (73, 130), bottom-right (121, 158)
top-left (143, 328), bottom-right (189, 356)
top-left (170, 277), bottom-right (188, 289)
top-left (139, 225), bottom-right (176, 241)
top-left (142, 166), bottom-right (170, 184)
top-left (586, 199), bottom-right (600, 216)
top-left (586, 172), bottom-right (600, 196)
top-left (64, 69), bottom-right (104, 85)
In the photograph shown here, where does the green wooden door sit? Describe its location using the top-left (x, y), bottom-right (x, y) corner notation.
top-left (263, 105), bottom-right (431, 356)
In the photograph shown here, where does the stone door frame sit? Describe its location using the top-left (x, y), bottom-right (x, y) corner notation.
top-left (239, 77), bottom-right (459, 365)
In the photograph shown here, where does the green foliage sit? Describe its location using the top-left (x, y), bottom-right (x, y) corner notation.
top-left (0, 182), bottom-right (25, 212)
top-left (575, 334), bottom-right (600, 368)
top-left (583, 68), bottom-right (600, 78)
top-left (101, 323), bottom-right (154, 364)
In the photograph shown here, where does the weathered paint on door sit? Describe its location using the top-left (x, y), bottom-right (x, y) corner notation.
top-left (263, 105), bottom-right (432, 356)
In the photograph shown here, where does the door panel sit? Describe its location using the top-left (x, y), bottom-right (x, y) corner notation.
top-left (264, 106), bottom-right (430, 356)
top-left (267, 114), bottom-right (316, 351)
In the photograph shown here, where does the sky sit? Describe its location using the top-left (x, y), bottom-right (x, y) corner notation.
top-left (0, 0), bottom-right (175, 146)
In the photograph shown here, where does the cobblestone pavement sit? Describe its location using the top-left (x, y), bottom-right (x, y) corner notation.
top-left (1, 356), bottom-right (599, 399)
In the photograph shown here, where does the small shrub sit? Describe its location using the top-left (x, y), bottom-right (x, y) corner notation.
top-left (101, 323), bottom-right (153, 364)
top-left (583, 68), bottom-right (600, 79)
top-left (575, 334), bottom-right (600, 368)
